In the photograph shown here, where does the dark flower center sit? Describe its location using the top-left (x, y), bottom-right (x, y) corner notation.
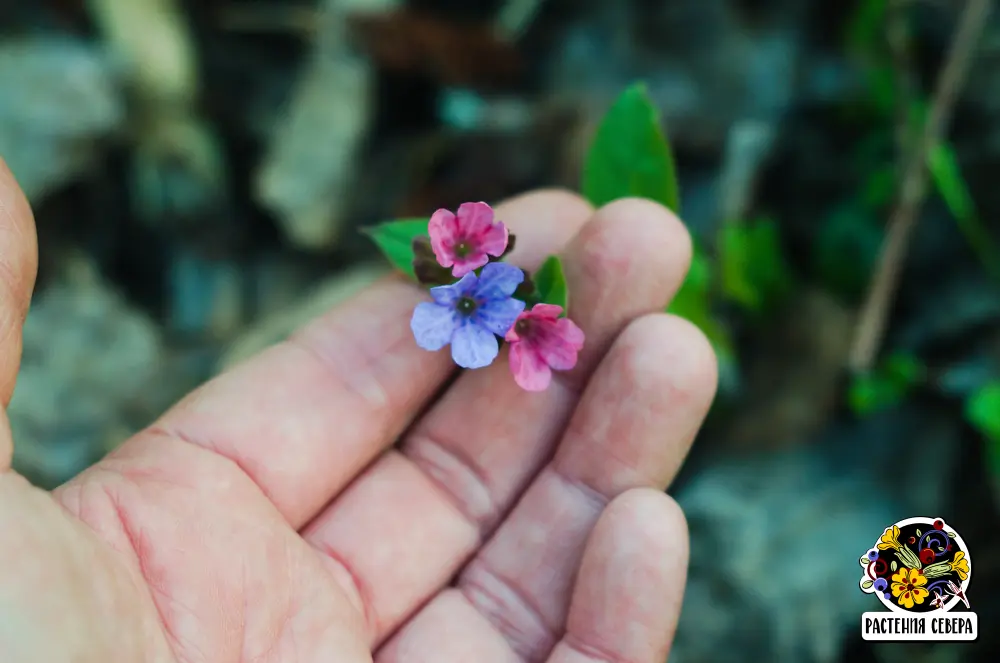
top-left (454, 240), bottom-right (471, 258)
top-left (514, 318), bottom-right (532, 335)
top-left (456, 296), bottom-right (478, 315)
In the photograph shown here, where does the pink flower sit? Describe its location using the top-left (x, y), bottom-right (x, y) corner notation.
top-left (505, 304), bottom-right (585, 392)
top-left (429, 202), bottom-right (509, 277)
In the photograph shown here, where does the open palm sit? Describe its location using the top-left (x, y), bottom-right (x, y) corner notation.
top-left (0, 161), bottom-right (716, 663)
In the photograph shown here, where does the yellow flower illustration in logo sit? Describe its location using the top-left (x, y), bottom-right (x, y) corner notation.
top-left (878, 525), bottom-right (902, 551)
top-left (950, 551), bottom-right (970, 581)
top-left (891, 567), bottom-right (929, 609)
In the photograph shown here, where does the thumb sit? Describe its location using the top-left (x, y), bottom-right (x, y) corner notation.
top-left (0, 159), bottom-right (39, 471)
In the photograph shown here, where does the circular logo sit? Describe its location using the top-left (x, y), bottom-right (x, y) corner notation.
top-left (859, 517), bottom-right (972, 613)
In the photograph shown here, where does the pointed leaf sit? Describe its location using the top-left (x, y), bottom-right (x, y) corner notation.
top-left (361, 218), bottom-right (430, 279)
top-left (533, 254), bottom-right (569, 311)
top-left (582, 82), bottom-right (680, 211)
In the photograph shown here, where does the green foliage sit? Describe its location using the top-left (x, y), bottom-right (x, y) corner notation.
top-left (844, 0), bottom-right (894, 118)
top-left (584, 81), bottom-right (737, 369)
top-left (928, 142), bottom-right (1000, 282)
top-left (965, 382), bottom-right (1000, 477)
top-left (718, 217), bottom-right (793, 314)
top-left (845, 0), bottom-right (888, 58)
top-left (849, 353), bottom-right (926, 416)
top-left (361, 218), bottom-right (429, 279)
top-left (667, 249), bottom-right (735, 367)
top-left (532, 254), bottom-right (569, 311)
top-left (815, 201), bottom-right (884, 301)
top-left (929, 143), bottom-right (975, 222)
top-left (582, 82), bottom-right (680, 212)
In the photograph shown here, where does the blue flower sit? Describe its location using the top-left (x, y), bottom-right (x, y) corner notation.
top-left (410, 262), bottom-right (526, 369)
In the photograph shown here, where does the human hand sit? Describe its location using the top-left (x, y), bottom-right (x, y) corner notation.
top-left (0, 160), bottom-right (717, 662)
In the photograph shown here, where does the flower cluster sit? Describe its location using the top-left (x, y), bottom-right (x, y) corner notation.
top-left (409, 202), bottom-right (585, 391)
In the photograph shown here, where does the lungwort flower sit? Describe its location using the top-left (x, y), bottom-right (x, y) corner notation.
top-left (411, 262), bottom-right (525, 369)
top-left (428, 202), bottom-right (510, 277)
top-left (891, 567), bottom-right (929, 609)
top-left (505, 304), bottom-right (585, 391)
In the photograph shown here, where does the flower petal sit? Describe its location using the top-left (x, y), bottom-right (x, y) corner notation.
top-left (456, 201), bottom-right (494, 235)
top-left (555, 316), bottom-right (586, 348)
top-left (476, 262), bottom-right (524, 299)
top-left (451, 320), bottom-right (499, 369)
top-left (476, 297), bottom-right (525, 336)
top-left (411, 302), bottom-right (458, 351)
top-left (429, 208), bottom-right (459, 267)
top-left (510, 340), bottom-right (552, 391)
top-left (430, 271), bottom-right (477, 305)
top-left (479, 219), bottom-right (509, 257)
top-left (451, 253), bottom-right (490, 278)
top-left (531, 303), bottom-right (564, 320)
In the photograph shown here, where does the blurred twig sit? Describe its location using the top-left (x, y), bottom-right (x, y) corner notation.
top-left (849, 0), bottom-right (992, 373)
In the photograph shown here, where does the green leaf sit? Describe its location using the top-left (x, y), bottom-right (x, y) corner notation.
top-left (718, 217), bottom-right (792, 314)
top-left (890, 560), bottom-right (898, 572)
top-left (361, 218), bottom-right (430, 279)
top-left (582, 82), bottom-right (680, 212)
top-left (965, 382), bottom-right (1000, 477)
top-left (929, 143), bottom-right (976, 223)
top-left (848, 352), bottom-right (926, 416)
top-left (862, 579), bottom-right (875, 590)
top-left (928, 142), bottom-right (1000, 282)
top-left (533, 255), bottom-right (569, 311)
top-left (667, 247), bottom-right (735, 368)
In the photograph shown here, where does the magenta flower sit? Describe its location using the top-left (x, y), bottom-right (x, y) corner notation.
top-left (429, 202), bottom-right (509, 277)
top-left (411, 262), bottom-right (525, 369)
top-left (505, 304), bottom-right (585, 391)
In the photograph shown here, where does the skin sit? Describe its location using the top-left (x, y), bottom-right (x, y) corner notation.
top-left (0, 157), bottom-right (717, 663)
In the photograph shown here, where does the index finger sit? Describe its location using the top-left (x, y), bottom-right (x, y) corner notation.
top-left (89, 190), bottom-right (593, 528)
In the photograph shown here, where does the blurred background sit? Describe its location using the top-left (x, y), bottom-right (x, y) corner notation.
top-left (1, 0), bottom-right (998, 661)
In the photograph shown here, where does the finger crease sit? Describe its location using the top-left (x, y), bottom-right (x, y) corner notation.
top-left (549, 463), bottom-right (612, 513)
top-left (562, 632), bottom-right (643, 663)
top-left (402, 431), bottom-right (499, 537)
top-left (313, 540), bottom-right (379, 641)
top-left (287, 318), bottom-right (399, 425)
top-left (143, 425), bottom-right (279, 508)
top-left (460, 562), bottom-right (559, 663)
